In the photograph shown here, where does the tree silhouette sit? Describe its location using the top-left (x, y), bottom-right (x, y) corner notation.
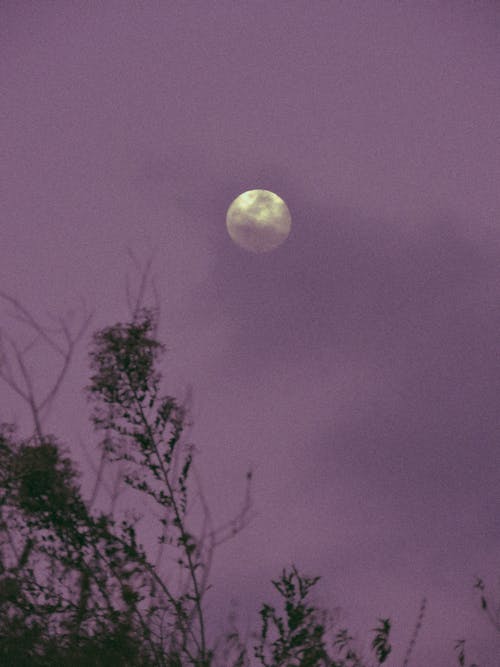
top-left (0, 270), bottom-right (496, 666)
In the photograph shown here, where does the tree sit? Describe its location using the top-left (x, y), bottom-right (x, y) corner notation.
top-left (0, 270), bottom-right (496, 666)
top-left (0, 270), bottom-right (255, 665)
top-left (0, 304), bottom-right (385, 666)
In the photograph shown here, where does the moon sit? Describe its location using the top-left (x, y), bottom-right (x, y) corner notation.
top-left (226, 189), bottom-right (291, 253)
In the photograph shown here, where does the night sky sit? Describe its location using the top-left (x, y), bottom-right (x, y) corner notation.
top-left (2, 2), bottom-right (500, 664)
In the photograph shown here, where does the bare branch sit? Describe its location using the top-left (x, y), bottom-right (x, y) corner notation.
top-left (400, 597), bottom-right (427, 667)
top-left (125, 246), bottom-right (159, 323)
top-left (0, 292), bottom-right (93, 438)
top-left (0, 332), bottom-right (31, 402)
top-left (0, 290), bottom-right (65, 356)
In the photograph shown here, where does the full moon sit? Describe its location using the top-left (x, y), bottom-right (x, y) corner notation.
top-left (226, 189), bottom-right (291, 253)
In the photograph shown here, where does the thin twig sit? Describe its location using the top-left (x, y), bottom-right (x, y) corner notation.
top-left (402, 596), bottom-right (427, 667)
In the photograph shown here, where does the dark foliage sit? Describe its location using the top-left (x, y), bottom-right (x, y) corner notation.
top-left (0, 305), bottom-right (495, 666)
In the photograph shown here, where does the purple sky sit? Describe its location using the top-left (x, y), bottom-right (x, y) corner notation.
top-left (2, 2), bottom-right (500, 664)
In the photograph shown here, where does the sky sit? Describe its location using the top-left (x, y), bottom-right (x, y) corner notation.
top-left (1, 1), bottom-right (500, 664)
